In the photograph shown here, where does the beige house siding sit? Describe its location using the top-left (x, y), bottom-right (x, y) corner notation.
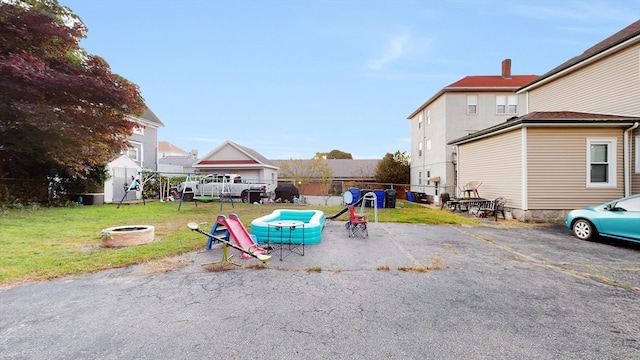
top-left (526, 128), bottom-right (625, 210)
top-left (457, 130), bottom-right (523, 209)
top-left (528, 43), bottom-right (640, 115)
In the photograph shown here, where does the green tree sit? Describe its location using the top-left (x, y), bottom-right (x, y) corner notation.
top-left (375, 151), bottom-right (410, 184)
top-left (326, 149), bottom-right (352, 159)
top-left (0, 0), bottom-right (145, 203)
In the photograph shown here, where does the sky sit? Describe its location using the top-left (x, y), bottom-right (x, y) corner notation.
top-left (59, 0), bottom-right (640, 160)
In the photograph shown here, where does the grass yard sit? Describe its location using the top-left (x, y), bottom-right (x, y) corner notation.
top-left (0, 199), bottom-right (479, 287)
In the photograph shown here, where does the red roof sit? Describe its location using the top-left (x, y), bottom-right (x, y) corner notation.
top-left (446, 75), bottom-right (539, 89)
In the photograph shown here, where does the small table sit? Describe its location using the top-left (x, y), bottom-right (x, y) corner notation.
top-left (266, 220), bottom-right (305, 261)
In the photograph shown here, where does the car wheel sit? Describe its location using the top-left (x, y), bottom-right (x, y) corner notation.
top-left (572, 219), bottom-right (597, 241)
top-left (241, 192), bottom-right (249, 203)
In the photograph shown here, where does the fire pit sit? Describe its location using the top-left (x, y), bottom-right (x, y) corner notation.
top-left (101, 225), bottom-right (155, 248)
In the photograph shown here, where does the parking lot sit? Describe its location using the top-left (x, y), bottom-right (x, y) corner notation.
top-left (2, 220), bottom-right (639, 359)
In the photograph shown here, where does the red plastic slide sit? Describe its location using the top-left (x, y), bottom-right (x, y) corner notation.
top-left (219, 214), bottom-right (267, 259)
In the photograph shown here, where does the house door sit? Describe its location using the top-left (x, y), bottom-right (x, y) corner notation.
top-left (112, 167), bottom-right (139, 202)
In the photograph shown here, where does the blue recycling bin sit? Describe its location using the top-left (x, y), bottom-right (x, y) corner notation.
top-left (347, 188), bottom-right (360, 205)
top-left (407, 191), bottom-right (414, 202)
top-left (373, 190), bottom-right (385, 208)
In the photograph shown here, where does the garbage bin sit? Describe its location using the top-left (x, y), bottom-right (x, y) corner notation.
top-left (361, 189), bottom-right (374, 207)
top-left (347, 188), bottom-right (360, 205)
top-left (248, 189), bottom-right (262, 203)
top-left (385, 189), bottom-right (397, 208)
top-left (373, 190), bottom-right (385, 208)
top-left (406, 191), bottom-right (414, 202)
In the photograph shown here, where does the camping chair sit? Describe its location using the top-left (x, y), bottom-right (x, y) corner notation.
top-left (462, 181), bottom-right (482, 198)
top-left (346, 205), bottom-right (368, 238)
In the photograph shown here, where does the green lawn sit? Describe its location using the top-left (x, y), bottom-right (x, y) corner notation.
top-left (0, 200), bottom-right (479, 286)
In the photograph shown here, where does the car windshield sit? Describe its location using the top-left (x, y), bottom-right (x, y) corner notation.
top-left (606, 197), bottom-right (640, 212)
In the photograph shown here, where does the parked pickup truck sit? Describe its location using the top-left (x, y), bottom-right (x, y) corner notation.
top-left (175, 174), bottom-right (274, 203)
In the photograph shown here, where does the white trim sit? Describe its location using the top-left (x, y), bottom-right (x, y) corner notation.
top-left (521, 128), bottom-right (528, 210)
top-left (586, 137), bottom-right (617, 188)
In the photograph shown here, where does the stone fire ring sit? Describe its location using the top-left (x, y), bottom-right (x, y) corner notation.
top-left (101, 225), bottom-right (155, 248)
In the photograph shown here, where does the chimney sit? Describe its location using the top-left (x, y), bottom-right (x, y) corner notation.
top-left (501, 59), bottom-right (512, 79)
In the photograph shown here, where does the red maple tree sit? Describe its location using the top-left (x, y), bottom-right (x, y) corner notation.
top-left (0, 0), bottom-right (146, 203)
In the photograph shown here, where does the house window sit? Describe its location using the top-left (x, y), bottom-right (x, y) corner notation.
top-left (127, 147), bottom-right (139, 162)
top-left (427, 109), bottom-right (431, 125)
top-left (418, 113), bottom-right (423, 129)
top-left (133, 126), bottom-right (144, 135)
top-left (508, 95), bottom-right (517, 114)
top-left (418, 171), bottom-right (422, 185)
top-left (426, 170), bottom-right (430, 185)
top-left (496, 95), bottom-right (517, 114)
top-left (426, 139), bottom-right (432, 151)
top-left (467, 95), bottom-right (477, 115)
top-left (418, 142), bottom-right (423, 157)
top-left (496, 96), bottom-right (506, 114)
top-left (586, 138), bottom-right (616, 188)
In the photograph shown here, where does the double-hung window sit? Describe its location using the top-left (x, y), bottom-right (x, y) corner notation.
top-left (507, 95), bottom-right (517, 113)
top-left (467, 95), bottom-right (477, 115)
top-left (496, 95), bottom-right (517, 114)
top-left (587, 138), bottom-right (616, 188)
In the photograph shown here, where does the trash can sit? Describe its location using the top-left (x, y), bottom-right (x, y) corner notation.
top-left (373, 190), bottom-right (385, 208)
top-left (347, 188), bottom-right (360, 205)
top-left (385, 189), bottom-right (397, 208)
top-left (406, 191), bottom-right (414, 202)
top-left (248, 189), bottom-right (262, 203)
top-left (361, 189), bottom-right (374, 207)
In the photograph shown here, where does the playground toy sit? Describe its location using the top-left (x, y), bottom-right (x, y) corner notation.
top-left (187, 220), bottom-right (271, 264)
top-left (250, 209), bottom-right (325, 245)
top-left (326, 191), bottom-right (378, 223)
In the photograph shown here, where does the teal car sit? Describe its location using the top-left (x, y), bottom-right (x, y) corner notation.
top-left (566, 194), bottom-right (640, 243)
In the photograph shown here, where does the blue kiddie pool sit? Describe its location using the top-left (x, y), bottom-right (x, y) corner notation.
top-left (251, 209), bottom-right (325, 244)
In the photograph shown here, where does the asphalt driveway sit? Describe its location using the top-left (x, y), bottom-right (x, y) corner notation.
top-left (1, 220), bottom-right (639, 359)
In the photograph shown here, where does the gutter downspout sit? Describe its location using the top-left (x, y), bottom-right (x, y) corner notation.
top-left (624, 122), bottom-right (639, 196)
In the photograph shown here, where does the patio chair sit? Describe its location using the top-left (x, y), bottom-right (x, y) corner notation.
top-left (462, 181), bottom-right (482, 198)
top-left (345, 205), bottom-right (368, 238)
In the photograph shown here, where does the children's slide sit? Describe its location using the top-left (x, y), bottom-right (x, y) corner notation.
top-left (220, 214), bottom-right (267, 259)
top-left (326, 197), bottom-right (363, 219)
